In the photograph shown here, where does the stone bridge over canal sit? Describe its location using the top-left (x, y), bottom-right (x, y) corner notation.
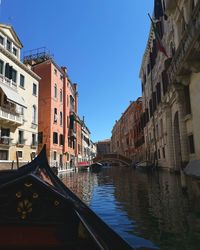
top-left (92, 154), bottom-right (132, 167)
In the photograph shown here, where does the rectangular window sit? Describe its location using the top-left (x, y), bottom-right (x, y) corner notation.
top-left (60, 112), bottom-right (62, 126)
top-left (1, 128), bottom-right (10, 137)
top-left (60, 134), bottom-right (64, 145)
top-left (158, 149), bottom-right (160, 159)
top-left (32, 134), bottom-right (37, 146)
top-left (17, 151), bottom-right (23, 158)
top-left (53, 132), bottom-right (58, 144)
top-left (0, 36), bottom-right (4, 45)
top-left (184, 86), bottom-right (191, 115)
top-left (160, 119), bottom-right (163, 137)
top-left (60, 90), bottom-right (63, 102)
top-left (5, 63), bottom-right (10, 78)
top-left (20, 74), bottom-right (25, 88)
top-left (0, 150), bottom-right (8, 160)
top-left (162, 70), bottom-right (169, 95)
top-left (0, 128), bottom-right (10, 145)
top-left (188, 134), bottom-right (195, 154)
top-left (54, 84), bottom-right (57, 99)
top-left (70, 95), bottom-right (75, 111)
top-left (149, 99), bottom-right (153, 117)
top-left (12, 69), bottom-right (17, 83)
top-left (18, 130), bottom-right (24, 144)
top-left (13, 47), bottom-right (17, 56)
top-left (162, 147), bottom-right (165, 159)
top-left (0, 60), bottom-right (3, 74)
top-left (33, 83), bottom-right (37, 95)
top-left (6, 40), bottom-right (11, 51)
top-left (53, 151), bottom-right (57, 161)
top-left (38, 132), bottom-right (43, 144)
top-left (54, 108), bottom-right (57, 123)
top-left (54, 69), bottom-right (57, 75)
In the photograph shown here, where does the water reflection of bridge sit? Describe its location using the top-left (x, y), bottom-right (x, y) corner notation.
top-left (93, 154), bottom-right (132, 167)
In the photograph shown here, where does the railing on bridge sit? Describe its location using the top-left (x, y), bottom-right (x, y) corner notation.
top-left (93, 153), bottom-right (132, 166)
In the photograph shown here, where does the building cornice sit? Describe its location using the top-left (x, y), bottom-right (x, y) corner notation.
top-left (0, 23), bottom-right (23, 48)
top-left (0, 46), bottom-right (41, 81)
top-left (139, 25), bottom-right (154, 78)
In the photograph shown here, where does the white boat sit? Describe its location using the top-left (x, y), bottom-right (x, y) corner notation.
top-left (135, 160), bottom-right (154, 170)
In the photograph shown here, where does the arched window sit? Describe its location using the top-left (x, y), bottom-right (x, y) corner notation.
top-left (32, 105), bottom-right (36, 124)
top-left (54, 84), bottom-right (57, 98)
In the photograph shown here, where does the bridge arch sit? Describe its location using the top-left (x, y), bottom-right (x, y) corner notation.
top-left (93, 154), bottom-right (132, 167)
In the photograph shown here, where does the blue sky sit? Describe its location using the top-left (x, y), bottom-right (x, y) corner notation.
top-left (1, 0), bottom-right (153, 142)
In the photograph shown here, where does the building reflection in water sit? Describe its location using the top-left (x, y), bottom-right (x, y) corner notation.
top-left (59, 171), bottom-right (98, 206)
top-left (59, 167), bottom-right (200, 250)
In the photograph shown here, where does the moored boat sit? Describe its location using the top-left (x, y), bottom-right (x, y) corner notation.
top-left (89, 162), bottom-right (103, 173)
top-left (76, 161), bottom-right (90, 171)
top-left (135, 160), bottom-right (154, 170)
top-left (0, 145), bottom-right (133, 249)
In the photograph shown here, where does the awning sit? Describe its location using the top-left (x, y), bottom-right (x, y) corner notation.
top-left (0, 83), bottom-right (26, 108)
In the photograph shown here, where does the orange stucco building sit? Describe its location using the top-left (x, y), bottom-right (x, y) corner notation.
top-left (111, 98), bottom-right (144, 162)
top-left (24, 50), bottom-right (79, 169)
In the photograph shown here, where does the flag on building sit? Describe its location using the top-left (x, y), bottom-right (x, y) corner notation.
top-left (148, 13), bottom-right (168, 58)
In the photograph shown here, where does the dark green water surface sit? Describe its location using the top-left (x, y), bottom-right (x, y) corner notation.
top-left (59, 166), bottom-right (200, 250)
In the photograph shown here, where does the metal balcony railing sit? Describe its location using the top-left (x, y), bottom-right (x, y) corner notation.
top-left (167, 1), bottom-right (200, 83)
top-left (0, 107), bottom-right (23, 125)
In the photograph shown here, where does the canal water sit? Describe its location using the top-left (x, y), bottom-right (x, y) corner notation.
top-left (59, 166), bottom-right (200, 250)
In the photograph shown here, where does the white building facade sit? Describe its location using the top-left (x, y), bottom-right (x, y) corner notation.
top-left (140, 0), bottom-right (200, 172)
top-left (0, 24), bottom-right (40, 168)
top-left (81, 124), bottom-right (92, 163)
